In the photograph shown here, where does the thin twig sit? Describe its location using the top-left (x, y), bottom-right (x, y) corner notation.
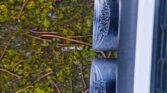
top-left (0, 68), bottom-right (20, 78)
top-left (66, 35), bottom-right (92, 39)
top-left (80, 64), bottom-right (87, 90)
top-left (57, 44), bottom-right (84, 47)
top-left (30, 31), bottom-right (58, 35)
top-left (15, 85), bottom-right (33, 93)
top-left (12, 61), bottom-right (23, 68)
top-left (17, 0), bottom-right (29, 22)
top-left (40, 34), bottom-right (92, 47)
top-left (15, 71), bottom-right (52, 93)
top-left (70, 79), bottom-right (73, 93)
top-left (50, 80), bottom-right (61, 93)
top-left (0, 41), bottom-right (11, 60)
top-left (34, 71), bottom-right (53, 83)
top-left (99, 51), bottom-right (106, 58)
top-left (84, 89), bottom-right (89, 93)
top-left (31, 30), bottom-right (91, 38)
top-left (29, 35), bottom-right (52, 42)
top-left (0, 50), bottom-right (6, 60)
top-left (107, 52), bottom-right (112, 58)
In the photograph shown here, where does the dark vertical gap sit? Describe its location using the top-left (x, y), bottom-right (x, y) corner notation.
top-left (158, 1), bottom-right (166, 92)
top-left (164, 0), bottom-right (167, 24)
top-left (152, 0), bottom-right (167, 92)
top-left (160, 0), bottom-right (165, 57)
top-left (151, 0), bottom-right (161, 92)
top-left (165, 1), bottom-right (167, 89)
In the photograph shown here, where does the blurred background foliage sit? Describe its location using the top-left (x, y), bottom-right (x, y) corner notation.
top-left (0, 0), bottom-right (94, 93)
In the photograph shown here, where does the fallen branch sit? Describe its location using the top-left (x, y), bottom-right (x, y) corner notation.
top-left (0, 68), bottom-right (20, 78)
top-left (17, 0), bottom-right (29, 22)
top-left (40, 34), bottom-right (92, 47)
top-left (34, 71), bottom-right (53, 83)
top-left (15, 85), bottom-right (33, 93)
top-left (50, 80), bottom-right (61, 93)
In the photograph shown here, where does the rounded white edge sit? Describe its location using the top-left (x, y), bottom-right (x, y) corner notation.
top-left (134, 0), bottom-right (155, 93)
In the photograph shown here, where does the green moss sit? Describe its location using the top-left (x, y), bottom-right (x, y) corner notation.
top-left (0, 0), bottom-right (94, 92)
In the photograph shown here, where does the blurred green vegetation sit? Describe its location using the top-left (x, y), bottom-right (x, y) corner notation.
top-left (0, 0), bottom-right (94, 93)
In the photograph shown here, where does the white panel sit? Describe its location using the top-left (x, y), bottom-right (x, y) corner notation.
top-left (134, 0), bottom-right (155, 93)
